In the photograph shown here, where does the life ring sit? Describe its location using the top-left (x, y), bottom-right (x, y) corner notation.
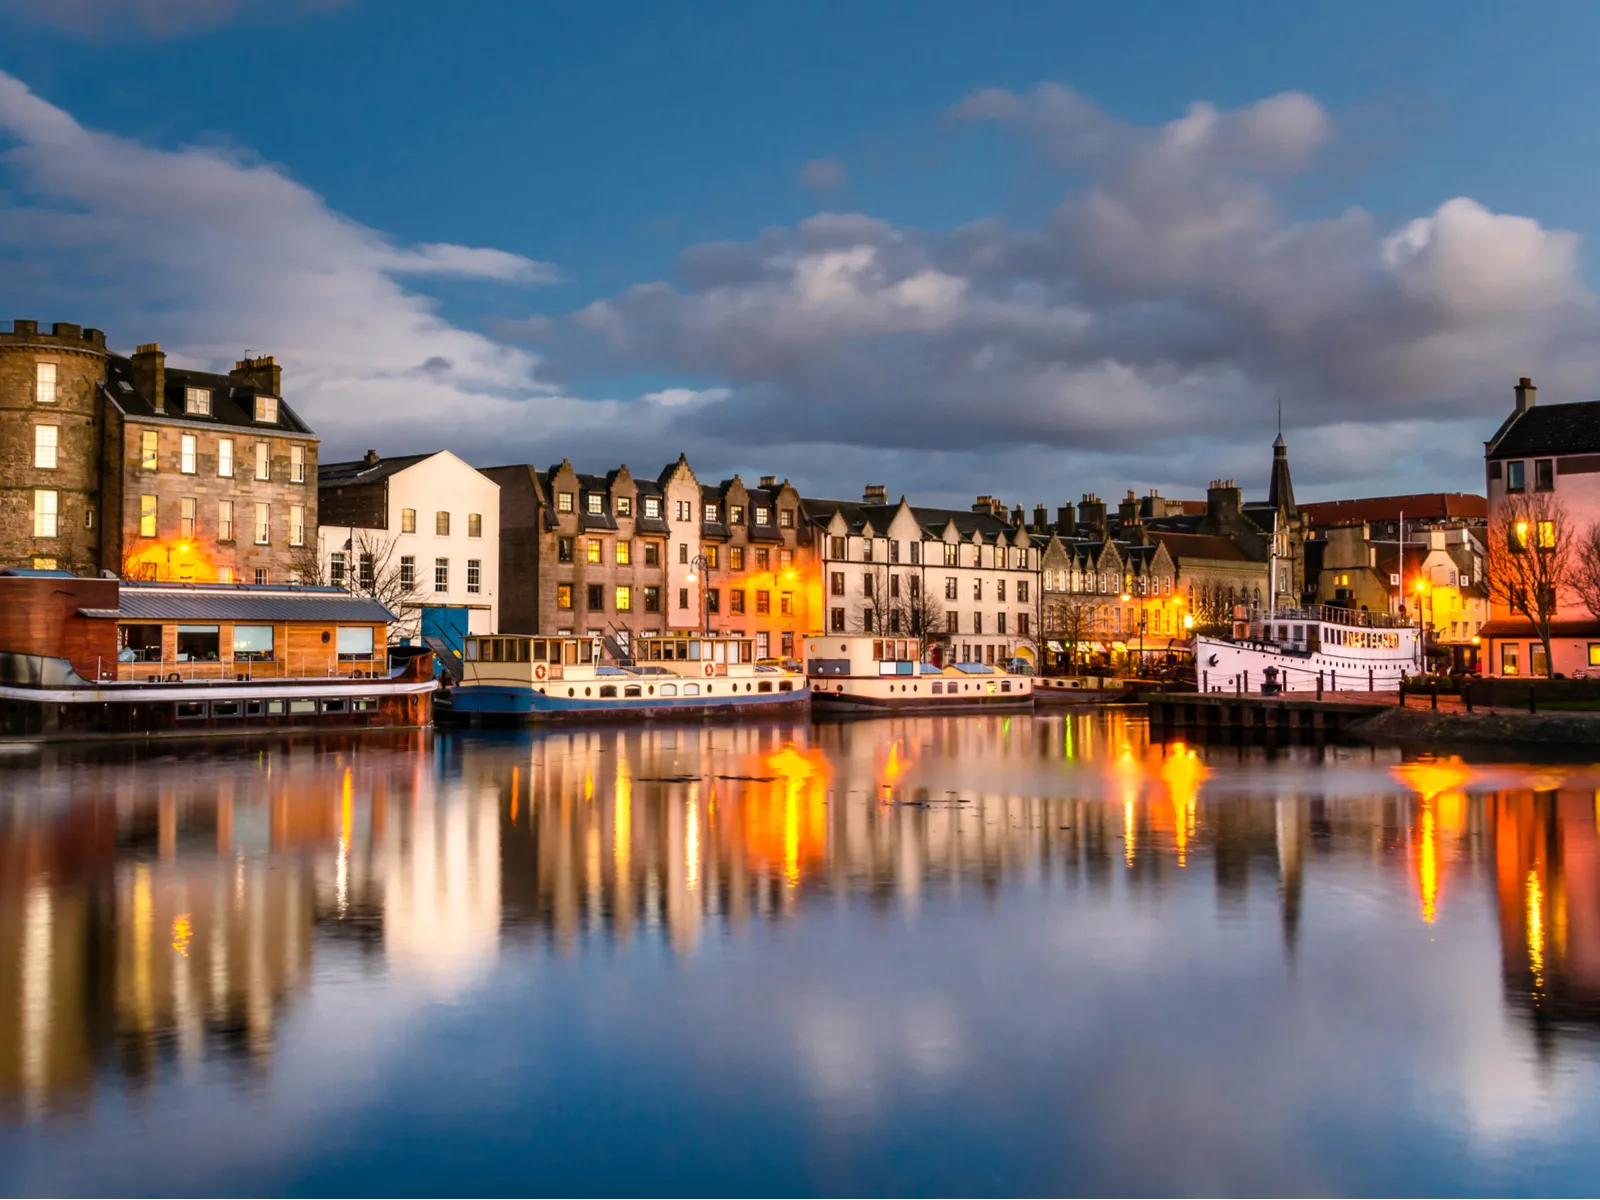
top-left (703, 663), bottom-right (714, 677)
top-left (534, 663), bottom-right (547, 681)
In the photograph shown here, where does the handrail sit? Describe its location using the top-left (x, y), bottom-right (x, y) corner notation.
top-left (114, 655), bottom-right (387, 684)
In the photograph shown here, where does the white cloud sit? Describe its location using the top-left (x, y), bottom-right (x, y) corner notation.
top-left (642, 387), bottom-right (731, 407)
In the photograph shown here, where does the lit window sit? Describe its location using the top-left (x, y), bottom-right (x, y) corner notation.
top-left (780, 592), bottom-right (793, 616)
top-left (217, 566), bottom-right (234, 584)
top-left (467, 559), bottom-right (481, 594)
top-left (254, 396), bottom-right (279, 424)
top-left (35, 362), bottom-right (57, 404)
top-left (289, 504), bottom-right (305, 546)
top-left (617, 496), bottom-right (632, 517)
top-left (615, 585), bottom-right (632, 611)
top-left (587, 493), bottom-right (603, 515)
top-left (557, 583), bottom-right (573, 609)
top-left (140, 494), bottom-right (157, 537)
top-left (643, 496), bottom-right (661, 518)
top-left (255, 442), bottom-right (270, 481)
top-left (218, 499), bottom-right (234, 541)
top-left (34, 424), bottom-right (58, 469)
top-left (32, 489), bottom-right (58, 538)
top-left (558, 492), bottom-right (574, 513)
top-left (587, 539), bottom-right (602, 564)
top-left (254, 502), bottom-right (269, 545)
top-left (1538, 520), bottom-right (1556, 549)
top-left (218, 437), bottom-right (233, 478)
top-left (755, 507), bottom-right (770, 526)
top-left (179, 496), bottom-right (196, 539)
top-left (184, 387), bottom-right (211, 415)
top-left (142, 430), bottom-right (159, 471)
top-left (180, 433), bottom-right (197, 474)
top-left (730, 547), bottom-right (743, 571)
top-left (436, 511), bottom-right (450, 536)
top-left (704, 503), bottom-right (719, 523)
top-left (402, 508), bottom-right (416, 533)
top-left (779, 548), bottom-right (794, 569)
top-left (616, 540), bottom-right (631, 565)
top-left (705, 545), bottom-right (719, 569)
top-left (468, 513), bottom-right (482, 538)
top-left (730, 504), bottom-right (744, 525)
top-left (290, 445), bottom-right (305, 483)
top-left (434, 558), bottom-right (449, 593)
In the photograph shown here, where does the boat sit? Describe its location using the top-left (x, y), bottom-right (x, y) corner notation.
top-left (0, 570), bottom-right (436, 741)
top-left (441, 632), bottom-right (809, 722)
top-left (1194, 604), bottom-right (1421, 694)
top-left (804, 635), bottom-right (1034, 712)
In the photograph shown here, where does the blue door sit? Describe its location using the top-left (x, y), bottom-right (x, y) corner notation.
top-left (420, 605), bottom-right (470, 679)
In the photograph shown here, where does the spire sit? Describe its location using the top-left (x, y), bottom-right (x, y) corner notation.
top-left (1268, 425), bottom-right (1296, 514)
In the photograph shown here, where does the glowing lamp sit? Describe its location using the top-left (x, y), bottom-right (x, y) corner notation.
top-left (1182, 614), bottom-right (1194, 630)
top-left (686, 571), bottom-right (697, 582)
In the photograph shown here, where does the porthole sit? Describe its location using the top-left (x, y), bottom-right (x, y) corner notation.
top-left (584, 686), bottom-right (592, 696)
top-left (568, 688), bottom-right (575, 697)
top-left (648, 686), bottom-right (655, 695)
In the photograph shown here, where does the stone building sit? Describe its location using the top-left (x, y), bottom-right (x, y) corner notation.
top-left (696, 475), bottom-right (811, 660)
top-left (1, 319), bottom-right (317, 583)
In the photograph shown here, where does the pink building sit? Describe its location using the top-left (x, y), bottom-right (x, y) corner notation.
top-left (1482, 377), bottom-right (1600, 678)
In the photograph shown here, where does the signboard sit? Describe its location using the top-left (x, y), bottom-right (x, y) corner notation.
top-left (1389, 573), bottom-right (1400, 586)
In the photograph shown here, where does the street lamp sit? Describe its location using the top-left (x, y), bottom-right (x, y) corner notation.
top-left (685, 553), bottom-right (711, 636)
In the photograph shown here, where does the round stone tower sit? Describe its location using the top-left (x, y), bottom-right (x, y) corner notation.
top-left (0, 320), bottom-right (109, 574)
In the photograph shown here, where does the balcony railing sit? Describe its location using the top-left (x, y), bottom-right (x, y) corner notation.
top-left (106, 656), bottom-right (388, 684)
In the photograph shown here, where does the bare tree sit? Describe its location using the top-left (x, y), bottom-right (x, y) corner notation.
top-left (1486, 492), bottom-right (1572, 677)
top-left (853, 561), bottom-right (892, 636)
top-left (1045, 593), bottom-right (1099, 675)
top-left (298, 529), bottom-right (423, 640)
top-left (1573, 518), bottom-right (1600, 625)
top-left (888, 574), bottom-right (947, 661)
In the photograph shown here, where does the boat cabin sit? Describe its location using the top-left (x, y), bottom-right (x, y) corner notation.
top-left (464, 633), bottom-right (762, 677)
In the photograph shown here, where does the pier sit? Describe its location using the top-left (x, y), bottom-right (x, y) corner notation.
top-left (1144, 690), bottom-right (1392, 733)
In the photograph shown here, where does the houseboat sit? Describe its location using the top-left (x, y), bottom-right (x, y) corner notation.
top-left (440, 632), bottom-right (809, 722)
top-left (0, 570), bottom-right (434, 740)
top-left (1194, 604), bottom-right (1421, 693)
top-left (804, 635), bottom-right (1035, 712)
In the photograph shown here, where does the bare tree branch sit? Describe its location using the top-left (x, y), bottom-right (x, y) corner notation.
top-left (1486, 491), bottom-right (1572, 676)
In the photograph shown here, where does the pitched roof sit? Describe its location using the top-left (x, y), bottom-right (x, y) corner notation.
top-left (1299, 493), bottom-right (1487, 526)
top-left (318, 452), bottom-right (434, 487)
top-left (801, 497), bottom-right (1021, 542)
top-left (1151, 531), bottom-right (1255, 563)
top-left (104, 356), bottom-right (315, 436)
top-left (1487, 400), bottom-right (1600, 459)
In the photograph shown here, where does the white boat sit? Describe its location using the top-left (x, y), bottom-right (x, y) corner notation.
top-left (804, 635), bottom-right (1034, 712)
top-left (1194, 605), bottom-right (1421, 694)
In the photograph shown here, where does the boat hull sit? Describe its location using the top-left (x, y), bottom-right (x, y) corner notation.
top-left (441, 683), bottom-right (810, 723)
top-left (1195, 634), bottom-right (1418, 693)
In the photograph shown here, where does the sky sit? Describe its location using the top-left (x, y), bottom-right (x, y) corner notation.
top-left (3, 0), bottom-right (1600, 508)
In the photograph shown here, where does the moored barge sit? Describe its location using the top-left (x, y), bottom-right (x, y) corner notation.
top-left (805, 635), bottom-right (1034, 712)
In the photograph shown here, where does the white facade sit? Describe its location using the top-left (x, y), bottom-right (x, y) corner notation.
top-left (320, 451), bottom-right (500, 638)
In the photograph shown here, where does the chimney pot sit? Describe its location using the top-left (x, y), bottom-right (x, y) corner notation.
top-left (130, 342), bottom-right (167, 406)
top-left (1515, 376), bottom-right (1537, 415)
top-left (364, 449), bottom-right (380, 467)
top-left (863, 484), bottom-right (887, 504)
top-left (14, 320), bottom-right (37, 336)
top-left (760, 475), bottom-right (776, 488)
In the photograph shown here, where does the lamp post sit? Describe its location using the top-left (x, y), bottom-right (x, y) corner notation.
top-left (685, 553), bottom-right (711, 636)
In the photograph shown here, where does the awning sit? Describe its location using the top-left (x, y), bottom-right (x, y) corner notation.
top-left (1047, 641), bottom-right (1063, 652)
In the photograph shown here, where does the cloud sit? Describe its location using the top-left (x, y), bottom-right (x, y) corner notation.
top-left (798, 157), bottom-right (847, 193)
top-left (0, 0), bottom-right (352, 36)
top-left (537, 82), bottom-right (1600, 503)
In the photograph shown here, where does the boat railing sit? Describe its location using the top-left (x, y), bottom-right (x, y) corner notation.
top-left (111, 656), bottom-right (390, 684)
top-left (1244, 604), bottom-right (1411, 630)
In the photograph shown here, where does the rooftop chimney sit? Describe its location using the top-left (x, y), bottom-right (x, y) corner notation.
top-left (972, 494), bottom-right (993, 514)
top-left (363, 449), bottom-right (381, 467)
top-left (232, 354), bottom-right (282, 397)
top-left (759, 475), bottom-right (777, 488)
top-left (131, 343), bottom-right (166, 406)
top-left (1011, 504), bottom-right (1025, 527)
top-left (1033, 503), bottom-right (1048, 530)
top-left (1057, 505), bottom-right (1075, 528)
top-left (1078, 493), bottom-right (1107, 534)
top-left (1515, 376), bottom-right (1537, 415)
top-left (863, 483), bottom-right (887, 505)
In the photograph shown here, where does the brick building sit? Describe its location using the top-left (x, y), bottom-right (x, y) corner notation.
top-left (0, 319), bottom-right (317, 583)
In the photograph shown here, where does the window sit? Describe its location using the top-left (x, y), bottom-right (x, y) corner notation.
top-left (679, 543), bottom-right (689, 564)
top-left (140, 494), bottom-right (157, 537)
top-left (755, 507), bottom-right (770, 526)
top-left (587, 538), bottom-right (602, 564)
top-left (176, 624), bottom-right (221, 662)
top-left (176, 431), bottom-right (195, 472)
top-left (707, 588), bottom-right (720, 614)
top-left (254, 396), bottom-right (278, 424)
top-left (643, 586), bottom-right (661, 612)
top-left (217, 566), bottom-right (234, 584)
top-left (998, 612), bottom-right (1007, 635)
top-left (704, 502), bottom-right (719, 523)
top-left (1538, 520), bottom-right (1557, 549)
top-left (997, 579), bottom-right (1006, 602)
top-left (911, 542), bottom-right (921, 565)
top-left (945, 577), bottom-right (957, 600)
top-left (35, 362), bottom-right (57, 404)
top-left (218, 499), bottom-right (234, 541)
top-left (679, 587), bottom-right (690, 609)
top-left (616, 540), bottom-right (632, 565)
top-left (1018, 580), bottom-right (1030, 603)
top-left (779, 549), bottom-right (794, 570)
top-left (467, 559), bottom-right (481, 594)
top-left (947, 611), bottom-right (959, 633)
top-left (400, 556), bottom-right (415, 587)
top-left (401, 508), bottom-right (416, 533)
top-left (587, 583), bottom-right (604, 610)
top-left (587, 493), bottom-right (603, 515)
top-left (180, 496), bottom-right (196, 539)
top-left (558, 492), bottom-right (574, 513)
top-left (780, 592), bottom-right (793, 615)
top-left (831, 607), bottom-right (846, 632)
top-left (644, 542), bottom-right (660, 566)
top-left (1535, 459), bottom-right (1554, 491)
top-left (337, 627), bottom-right (375, 660)
top-left (1533, 646), bottom-right (1550, 678)
top-left (781, 631), bottom-right (794, 656)
top-left (290, 445), bottom-right (305, 483)
top-left (558, 583), bottom-right (573, 609)
top-left (973, 579), bottom-right (982, 601)
top-left (780, 508), bottom-right (795, 529)
top-left (255, 442), bottom-right (270, 481)
top-left (730, 504), bottom-right (744, 525)
top-left (862, 540), bottom-right (874, 562)
top-left (218, 437), bottom-right (233, 478)
top-left (185, 386), bottom-right (211, 415)
top-left (434, 558), bottom-right (449, 592)
top-left (889, 540), bottom-right (900, 564)
top-left (283, 504), bottom-right (303, 547)
top-left (254, 568), bottom-right (269, 585)
top-left (616, 585), bottom-right (632, 611)
top-left (890, 574), bottom-right (901, 599)
top-left (436, 511), bottom-right (450, 536)
top-left (830, 536), bottom-right (846, 559)
top-left (643, 496), bottom-right (661, 518)
top-left (974, 612), bottom-right (983, 634)
top-left (142, 430), bottom-right (159, 471)
top-left (558, 537), bottom-right (574, 563)
top-left (676, 500), bottom-right (692, 521)
top-left (863, 573), bottom-right (874, 599)
top-left (705, 545), bottom-right (719, 569)
top-left (752, 547), bottom-right (767, 571)
top-left (254, 502), bottom-right (270, 544)
top-left (617, 496), bottom-right (632, 517)
top-left (730, 546), bottom-right (744, 571)
top-left (32, 489), bottom-right (57, 538)
top-left (34, 424), bottom-right (58, 469)
top-left (944, 543), bottom-right (958, 567)
top-left (330, 552), bottom-right (347, 586)
top-left (1589, 644), bottom-right (1600, 668)
top-left (1018, 613), bottom-right (1030, 636)
top-left (466, 513), bottom-right (482, 539)
top-left (731, 589), bottom-right (746, 614)
top-left (1506, 460), bottom-right (1526, 493)
top-left (233, 625), bottom-right (274, 662)
top-left (831, 571), bottom-right (845, 596)
top-left (757, 590), bottom-right (771, 614)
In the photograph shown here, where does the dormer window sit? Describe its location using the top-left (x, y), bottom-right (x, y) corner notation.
top-left (642, 496), bottom-right (660, 519)
top-left (586, 493), bottom-right (603, 515)
top-left (254, 396), bottom-right (279, 424)
top-left (703, 502), bottom-right (719, 523)
top-left (185, 387), bottom-right (212, 415)
top-left (557, 492), bottom-right (574, 513)
top-left (616, 496), bottom-right (632, 517)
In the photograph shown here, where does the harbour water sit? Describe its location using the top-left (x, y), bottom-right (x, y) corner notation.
top-left (2, 713), bottom-right (1599, 1196)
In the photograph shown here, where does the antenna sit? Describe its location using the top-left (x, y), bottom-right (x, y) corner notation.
top-left (1276, 396), bottom-right (1282, 437)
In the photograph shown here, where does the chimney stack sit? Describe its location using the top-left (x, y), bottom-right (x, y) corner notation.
top-left (1011, 504), bottom-right (1025, 527)
top-left (1057, 505), bottom-right (1075, 529)
top-left (1033, 503), bottom-right (1048, 531)
top-left (363, 449), bottom-right (381, 467)
top-left (1515, 376), bottom-right (1537, 415)
top-left (1078, 493), bottom-right (1107, 535)
top-left (131, 343), bottom-right (166, 407)
top-left (759, 475), bottom-right (777, 488)
top-left (863, 484), bottom-right (887, 505)
top-left (232, 354), bottom-right (282, 397)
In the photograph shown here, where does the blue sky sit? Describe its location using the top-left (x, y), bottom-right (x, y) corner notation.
top-left (4, 0), bottom-right (1600, 505)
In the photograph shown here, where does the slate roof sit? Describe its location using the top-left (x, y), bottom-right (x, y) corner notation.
top-left (1488, 400), bottom-right (1600, 459)
top-left (83, 584), bottom-right (395, 623)
top-left (0, 567), bottom-right (78, 578)
top-left (1299, 493), bottom-right (1487, 526)
top-left (319, 452), bottom-right (433, 487)
top-left (802, 498), bottom-right (1022, 543)
top-left (104, 357), bottom-right (315, 436)
top-left (1151, 532), bottom-right (1257, 563)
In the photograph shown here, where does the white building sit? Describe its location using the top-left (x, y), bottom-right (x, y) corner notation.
top-left (317, 450), bottom-right (500, 638)
top-left (803, 489), bottom-right (1040, 667)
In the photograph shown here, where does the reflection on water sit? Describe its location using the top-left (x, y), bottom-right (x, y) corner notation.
top-left (2, 714), bottom-right (1600, 1192)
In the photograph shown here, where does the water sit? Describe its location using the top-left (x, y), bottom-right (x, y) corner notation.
top-left (1, 713), bottom-right (1598, 1196)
